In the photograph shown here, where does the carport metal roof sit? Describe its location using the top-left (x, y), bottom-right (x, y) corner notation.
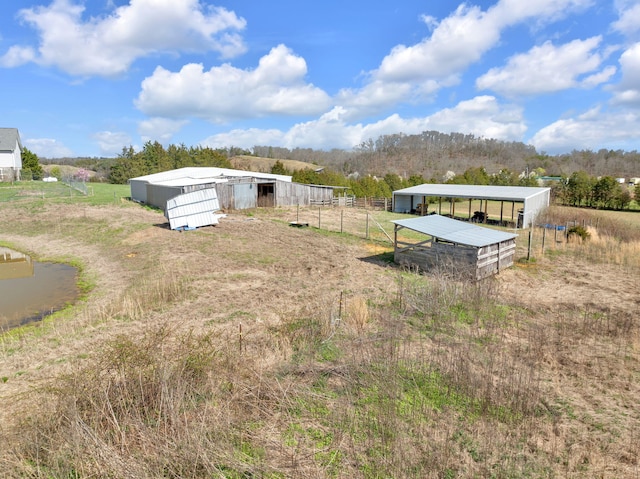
top-left (392, 184), bottom-right (550, 201)
top-left (392, 214), bottom-right (518, 248)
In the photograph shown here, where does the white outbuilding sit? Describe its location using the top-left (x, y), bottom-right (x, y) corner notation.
top-left (0, 128), bottom-right (22, 182)
top-left (129, 167), bottom-right (336, 212)
top-left (392, 184), bottom-right (551, 228)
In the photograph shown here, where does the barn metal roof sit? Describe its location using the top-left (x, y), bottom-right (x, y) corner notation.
top-left (393, 184), bottom-right (549, 201)
top-left (130, 167), bottom-right (292, 184)
top-left (392, 214), bottom-right (518, 248)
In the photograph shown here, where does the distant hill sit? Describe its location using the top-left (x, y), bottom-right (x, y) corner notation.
top-left (229, 155), bottom-right (320, 173)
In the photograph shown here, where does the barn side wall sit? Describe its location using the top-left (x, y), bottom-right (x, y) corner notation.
top-left (146, 184), bottom-right (183, 210)
top-left (395, 241), bottom-right (478, 279)
top-left (394, 238), bottom-right (516, 280)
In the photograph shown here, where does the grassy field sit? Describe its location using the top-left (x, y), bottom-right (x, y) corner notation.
top-left (0, 186), bottom-right (639, 478)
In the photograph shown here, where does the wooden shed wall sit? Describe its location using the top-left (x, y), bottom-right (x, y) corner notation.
top-left (216, 180), bottom-right (334, 210)
top-left (275, 182), bottom-right (334, 207)
top-left (394, 238), bottom-right (516, 280)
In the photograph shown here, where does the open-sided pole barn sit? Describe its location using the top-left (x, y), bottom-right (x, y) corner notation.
top-left (392, 184), bottom-right (550, 228)
top-left (392, 214), bottom-right (518, 280)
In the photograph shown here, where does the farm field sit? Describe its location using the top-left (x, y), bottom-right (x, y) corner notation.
top-left (0, 189), bottom-right (639, 478)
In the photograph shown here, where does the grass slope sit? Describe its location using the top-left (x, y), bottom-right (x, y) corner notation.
top-left (0, 186), bottom-right (638, 478)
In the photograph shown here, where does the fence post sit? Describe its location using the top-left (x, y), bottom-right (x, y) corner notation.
top-left (527, 228), bottom-right (533, 261)
top-left (318, 207), bottom-right (321, 229)
top-left (366, 212), bottom-right (369, 239)
top-left (340, 209), bottom-right (344, 234)
top-left (541, 227), bottom-right (546, 254)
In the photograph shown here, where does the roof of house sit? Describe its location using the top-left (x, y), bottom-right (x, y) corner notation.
top-left (393, 184), bottom-right (550, 201)
top-left (0, 128), bottom-right (22, 152)
top-left (392, 214), bottom-right (518, 248)
top-left (129, 167), bottom-right (292, 185)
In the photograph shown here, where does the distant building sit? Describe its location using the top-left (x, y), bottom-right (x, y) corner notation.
top-left (0, 128), bottom-right (22, 182)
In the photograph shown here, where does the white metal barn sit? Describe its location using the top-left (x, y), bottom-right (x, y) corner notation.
top-left (392, 214), bottom-right (518, 280)
top-left (392, 184), bottom-right (551, 228)
top-left (129, 167), bottom-right (335, 211)
top-left (0, 128), bottom-right (22, 182)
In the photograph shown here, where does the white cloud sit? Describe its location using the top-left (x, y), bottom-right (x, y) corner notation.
top-left (613, 1), bottom-right (640, 38)
top-left (24, 138), bottom-right (73, 158)
top-left (201, 96), bottom-right (526, 151)
top-left (339, 0), bottom-right (594, 119)
top-left (138, 118), bottom-right (188, 143)
top-left (418, 96), bottom-right (527, 140)
top-left (4, 0), bottom-right (246, 76)
top-left (476, 37), bottom-right (612, 96)
top-left (92, 130), bottom-right (133, 156)
top-left (529, 106), bottom-right (640, 152)
top-left (0, 45), bottom-right (36, 67)
top-left (611, 42), bottom-right (640, 106)
top-left (135, 45), bottom-right (331, 121)
top-left (202, 128), bottom-right (286, 150)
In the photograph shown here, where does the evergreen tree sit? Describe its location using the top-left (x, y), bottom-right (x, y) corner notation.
top-left (21, 147), bottom-right (44, 180)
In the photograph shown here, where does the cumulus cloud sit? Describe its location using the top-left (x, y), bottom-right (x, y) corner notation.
top-left (340, 0), bottom-right (593, 118)
top-left (24, 138), bottom-right (73, 158)
top-left (612, 0), bottom-right (640, 38)
top-left (135, 45), bottom-right (331, 121)
top-left (2, 0), bottom-right (246, 76)
top-left (0, 45), bottom-right (36, 67)
top-left (611, 42), bottom-right (640, 106)
top-left (138, 118), bottom-right (188, 143)
top-left (201, 96), bottom-right (526, 151)
top-left (476, 37), bottom-right (614, 96)
top-left (529, 106), bottom-right (640, 153)
top-left (92, 130), bottom-right (133, 156)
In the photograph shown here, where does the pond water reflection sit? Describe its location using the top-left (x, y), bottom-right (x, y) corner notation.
top-left (0, 247), bottom-right (79, 331)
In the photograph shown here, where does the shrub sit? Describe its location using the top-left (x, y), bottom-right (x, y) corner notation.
top-left (567, 225), bottom-right (590, 241)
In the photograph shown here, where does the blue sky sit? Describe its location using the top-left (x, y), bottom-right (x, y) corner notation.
top-left (2, 0), bottom-right (640, 159)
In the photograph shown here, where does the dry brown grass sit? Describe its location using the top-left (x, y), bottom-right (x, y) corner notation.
top-left (0, 199), bottom-right (639, 478)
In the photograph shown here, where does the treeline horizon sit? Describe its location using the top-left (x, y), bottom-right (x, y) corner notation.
top-left (41, 129), bottom-right (640, 184)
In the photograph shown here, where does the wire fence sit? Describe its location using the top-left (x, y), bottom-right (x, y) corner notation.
top-left (0, 178), bottom-right (88, 203)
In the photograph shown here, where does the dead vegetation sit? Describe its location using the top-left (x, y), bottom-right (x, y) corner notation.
top-left (0, 200), bottom-right (639, 478)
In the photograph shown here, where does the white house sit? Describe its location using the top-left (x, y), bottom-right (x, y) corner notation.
top-left (0, 128), bottom-right (23, 181)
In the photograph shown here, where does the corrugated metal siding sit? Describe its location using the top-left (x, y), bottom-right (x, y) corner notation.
top-left (392, 215), bottom-right (517, 248)
top-left (165, 188), bottom-right (221, 230)
top-left (522, 189), bottom-right (550, 227)
top-left (214, 180), bottom-right (335, 210)
top-left (233, 183), bottom-right (257, 209)
top-left (146, 184), bottom-right (183, 210)
top-left (129, 179), bottom-right (149, 204)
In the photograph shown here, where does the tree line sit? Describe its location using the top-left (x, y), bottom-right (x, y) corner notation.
top-left (553, 171), bottom-right (638, 210)
top-left (107, 142), bottom-right (232, 184)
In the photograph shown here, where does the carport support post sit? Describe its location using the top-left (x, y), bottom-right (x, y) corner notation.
top-left (468, 199), bottom-right (472, 220)
top-left (438, 197), bottom-right (442, 215)
top-left (484, 200), bottom-right (488, 223)
top-left (500, 201), bottom-right (504, 224)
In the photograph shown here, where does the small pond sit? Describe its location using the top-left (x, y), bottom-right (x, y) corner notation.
top-left (0, 247), bottom-right (79, 331)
